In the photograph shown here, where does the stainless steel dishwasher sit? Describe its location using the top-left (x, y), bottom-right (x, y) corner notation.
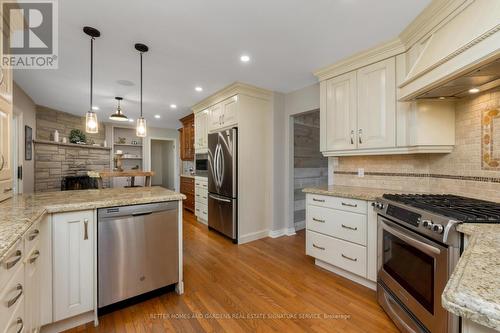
top-left (97, 201), bottom-right (179, 308)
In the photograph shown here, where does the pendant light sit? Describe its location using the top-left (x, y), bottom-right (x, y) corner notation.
top-left (109, 97), bottom-right (128, 121)
top-left (83, 26), bottom-right (100, 134)
top-left (135, 43), bottom-right (148, 137)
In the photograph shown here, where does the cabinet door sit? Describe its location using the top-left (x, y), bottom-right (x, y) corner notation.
top-left (356, 58), bottom-right (396, 149)
top-left (221, 96), bottom-right (238, 128)
top-left (324, 72), bottom-right (357, 151)
top-left (208, 103), bottom-right (222, 132)
top-left (53, 210), bottom-right (94, 321)
top-left (178, 128), bottom-right (185, 160)
top-left (0, 103), bottom-right (12, 183)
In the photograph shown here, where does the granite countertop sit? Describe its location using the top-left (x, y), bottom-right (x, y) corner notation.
top-left (180, 174), bottom-right (195, 179)
top-left (0, 187), bottom-right (185, 262)
top-left (302, 185), bottom-right (401, 201)
top-left (442, 223), bottom-right (500, 330)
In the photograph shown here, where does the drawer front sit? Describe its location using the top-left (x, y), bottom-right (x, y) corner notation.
top-left (195, 180), bottom-right (208, 189)
top-left (195, 187), bottom-right (208, 204)
top-left (307, 194), bottom-right (367, 214)
top-left (0, 240), bottom-right (23, 288)
top-left (24, 220), bottom-right (41, 255)
top-left (3, 297), bottom-right (24, 333)
top-left (0, 179), bottom-right (13, 202)
top-left (307, 205), bottom-right (367, 246)
top-left (195, 202), bottom-right (208, 221)
top-left (0, 263), bottom-right (25, 327)
top-left (306, 230), bottom-right (367, 278)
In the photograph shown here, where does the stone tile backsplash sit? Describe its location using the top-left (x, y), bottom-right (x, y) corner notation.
top-left (331, 88), bottom-right (500, 202)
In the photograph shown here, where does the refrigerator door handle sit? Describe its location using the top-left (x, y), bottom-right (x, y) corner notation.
top-left (209, 194), bottom-right (232, 203)
top-left (214, 143), bottom-right (221, 189)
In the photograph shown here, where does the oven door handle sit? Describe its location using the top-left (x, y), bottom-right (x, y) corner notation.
top-left (381, 220), bottom-right (441, 255)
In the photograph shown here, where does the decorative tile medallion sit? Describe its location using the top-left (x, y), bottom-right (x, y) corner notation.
top-left (482, 108), bottom-right (500, 170)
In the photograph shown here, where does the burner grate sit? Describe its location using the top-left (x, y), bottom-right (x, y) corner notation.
top-left (382, 194), bottom-right (500, 223)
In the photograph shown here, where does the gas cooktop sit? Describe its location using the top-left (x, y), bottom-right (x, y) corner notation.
top-left (382, 194), bottom-right (500, 223)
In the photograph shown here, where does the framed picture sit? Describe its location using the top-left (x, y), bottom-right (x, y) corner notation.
top-left (25, 125), bottom-right (32, 160)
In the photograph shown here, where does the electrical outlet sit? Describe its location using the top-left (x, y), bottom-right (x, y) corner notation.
top-left (358, 168), bottom-right (365, 177)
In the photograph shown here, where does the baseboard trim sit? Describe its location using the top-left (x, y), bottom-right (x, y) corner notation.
top-left (238, 229), bottom-right (269, 244)
top-left (268, 229), bottom-right (286, 238)
top-left (41, 311), bottom-right (95, 333)
top-left (315, 259), bottom-right (376, 291)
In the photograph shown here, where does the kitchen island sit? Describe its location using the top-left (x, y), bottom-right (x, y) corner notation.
top-left (0, 187), bottom-right (185, 333)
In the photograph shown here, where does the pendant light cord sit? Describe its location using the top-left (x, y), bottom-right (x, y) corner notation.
top-left (140, 51), bottom-right (143, 118)
top-left (90, 36), bottom-right (94, 112)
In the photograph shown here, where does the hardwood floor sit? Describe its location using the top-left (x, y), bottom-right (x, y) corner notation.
top-left (66, 211), bottom-right (398, 333)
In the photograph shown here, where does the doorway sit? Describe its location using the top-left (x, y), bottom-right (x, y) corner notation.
top-left (292, 110), bottom-right (328, 231)
top-left (150, 139), bottom-right (175, 190)
top-left (11, 112), bottom-right (23, 194)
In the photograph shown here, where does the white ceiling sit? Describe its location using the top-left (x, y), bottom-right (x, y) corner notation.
top-left (14, 0), bottom-right (430, 129)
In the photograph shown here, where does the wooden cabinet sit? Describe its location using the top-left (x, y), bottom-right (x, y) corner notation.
top-left (356, 58), bottom-right (396, 149)
top-left (180, 176), bottom-right (195, 212)
top-left (194, 109), bottom-right (208, 152)
top-left (208, 96), bottom-right (238, 132)
top-left (179, 114), bottom-right (194, 161)
top-left (53, 210), bottom-right (94, 321)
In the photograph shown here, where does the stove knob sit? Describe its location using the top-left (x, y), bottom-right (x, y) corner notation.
top-left (432, 224), bottom-right (444, 234)
top-left (422, 220), bottom-right (433, 229)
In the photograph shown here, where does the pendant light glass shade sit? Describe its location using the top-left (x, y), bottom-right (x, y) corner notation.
top-left (83, 26), bottom-right (101, 134)
top-left (86, 110), bottom-right (98, 133)
top-left (135, 43), bottom-right (149, 138)
top-left (109, 97), bottom-right (128, 121)
top-left (136, 117), bottom-right (147, 137)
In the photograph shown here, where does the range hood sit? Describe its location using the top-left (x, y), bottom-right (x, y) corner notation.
top-left (415, 57), bottom-right (500, 99)
top-left (399, 0), bottom-right (500, 101)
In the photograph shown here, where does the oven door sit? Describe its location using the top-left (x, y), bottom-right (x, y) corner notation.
top-left (378, 216), bottom-right (450, 333)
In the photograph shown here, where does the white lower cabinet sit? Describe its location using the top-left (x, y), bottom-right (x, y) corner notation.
top-left (305, 193), bottom-right (376, 289)
top-left (195, 177), bottom-right (208, 222)
top-left (53, 210), bottom-right (95, 322)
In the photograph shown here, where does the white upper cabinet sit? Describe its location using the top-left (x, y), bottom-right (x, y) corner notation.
top-left (356, 58), bottom-right (396, 149)
top-left (194, 109), bottom-right (208, 152)
top-left (207, 96), bottom-right (238, 132)
top-left (53, 210), bottom-right (94, 322)
top-left (324, 72), bottom-right (357, 151)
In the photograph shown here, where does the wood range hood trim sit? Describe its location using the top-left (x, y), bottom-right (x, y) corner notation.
top-left (398, 0), bottom-right (500, 101)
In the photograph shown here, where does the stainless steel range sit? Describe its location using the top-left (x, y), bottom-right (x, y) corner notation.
top-left (373, 194), bottom-right (500, 333)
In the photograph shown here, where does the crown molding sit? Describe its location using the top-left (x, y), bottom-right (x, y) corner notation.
top-left (191, 82), bottom-right (273, 113)
top-left (313, 38), bottom-right (405, 81)
top-left (399, 0), bottom-right (472, 48)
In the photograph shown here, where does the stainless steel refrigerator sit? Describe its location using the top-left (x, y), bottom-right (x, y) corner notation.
top-left (208, 128), bottom-right (237, 243)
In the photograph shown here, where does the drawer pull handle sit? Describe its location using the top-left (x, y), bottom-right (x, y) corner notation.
top-left (5, 250), bottom-right (22, 269)
top-left (341, 224), bottom-right (357, 231)
top-left (341, 202), bottom-right (357, 208)
top-left (84, 219), bottom-right (89, 240)
top-left (312, 198), bottom-right (325, 203)
top-left (28, 229), bottom-right (40, 241)
top-left (203, 211), bottom-right (207, 214)
top-left (16, 318), bottom-right (23, 333)
top-left (312, 244), bottom-right (325, 250)
top-left (8, 284), bottom-right (23, 308)
top-left (3, 187), bottom-right (12, 193)
top-left (29, 250), bottom-right (40, 264)
top-left (341, 254), bottom-right (357, 262)
top-left (312, 218), bottom-right (325, 223)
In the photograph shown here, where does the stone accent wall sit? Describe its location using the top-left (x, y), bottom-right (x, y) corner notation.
top-left (34, 142), bottom-right (111, 192)
top-left (36, 105), bottom-right (106, 145)
top-left (294, 111), bottom-right (328, 229)
top-left (331, 87), bottom-right (500, 202)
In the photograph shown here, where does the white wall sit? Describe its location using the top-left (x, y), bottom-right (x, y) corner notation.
top-left (272, 83), bottom-right (320, 234)
top-left (13, 83), bottom-right (37, 193)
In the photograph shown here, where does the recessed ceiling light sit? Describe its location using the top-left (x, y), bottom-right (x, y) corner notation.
top-left (128, 118), bottom-right (134, 122)
top-left (195, 86), bottom-right (203, 92)
top-left (439, 97), bottom-right (446, 100)
top-left (240, 55), bottom-right (250, 63)
top-left (92, 106), bottom-right (99, 111)
top-left (469, 88), bottom-right (480, 94)
top-left (154, 114), bottom-right (161, 119)
top-left (170, 104), bottom-right (177, 109)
